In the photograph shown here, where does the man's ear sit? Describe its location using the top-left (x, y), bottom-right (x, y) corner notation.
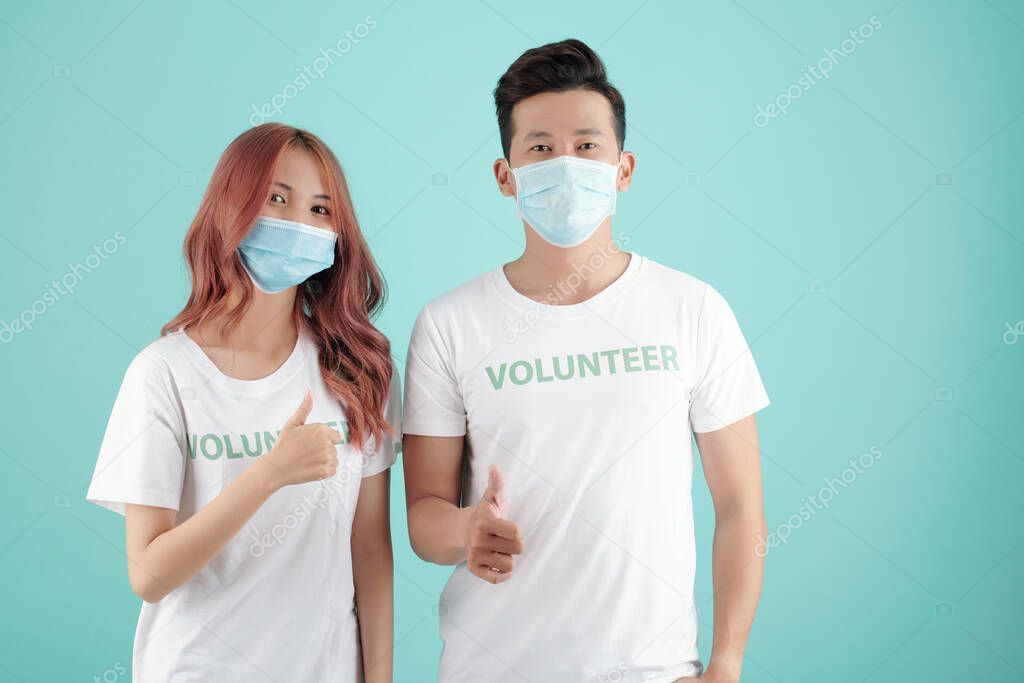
top-left (616, 151), bottom-right (637, 192)
top-left (493, 158), bottom-right (516, 197)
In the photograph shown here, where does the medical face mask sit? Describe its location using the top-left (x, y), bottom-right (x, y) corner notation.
top-left (511, 154), bottom-right (620, 248)
top-left (237, 215), bottom-right (337, 293)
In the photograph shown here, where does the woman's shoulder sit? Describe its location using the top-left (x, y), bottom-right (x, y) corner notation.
top-left (121, 330), bottom-right (195, 386)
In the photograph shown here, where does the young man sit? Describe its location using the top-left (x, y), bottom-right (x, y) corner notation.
top-left (403, 39), bottom-right (769, 683)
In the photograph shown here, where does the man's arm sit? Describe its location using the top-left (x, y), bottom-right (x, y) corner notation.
top-left (403, 434), bottom-right (471, 564)
top-left (403, 434), bottom-right (523, 582)
top-left (683, 414), bottom-right (767, 682)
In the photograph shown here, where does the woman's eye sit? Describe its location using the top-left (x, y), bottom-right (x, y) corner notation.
top-left (269, 193), bottom-right (285, 204)
top-left (312, 205), bottom-right (330, 216)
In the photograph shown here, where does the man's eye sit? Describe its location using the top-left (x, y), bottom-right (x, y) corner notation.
top-left (312, 206), bottom-right (330, 216)
top-left (579, 142), bottom-right (597, 150)
top-left (531, 145), bottom-right (551, 152)
top-left (269, 193), bottom-right (285, 203)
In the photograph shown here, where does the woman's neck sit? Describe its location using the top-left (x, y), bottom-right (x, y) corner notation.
top-left (189, 286), bottom-right (299, 360)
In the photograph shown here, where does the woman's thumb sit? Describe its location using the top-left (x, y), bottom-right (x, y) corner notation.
top-left (283, 390), bottom-right (313, 429)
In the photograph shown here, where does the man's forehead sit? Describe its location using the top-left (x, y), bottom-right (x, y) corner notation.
top-left (522, 127), bottom-right (607, 141)
top-left (511, 91), bottom-right (615, 138)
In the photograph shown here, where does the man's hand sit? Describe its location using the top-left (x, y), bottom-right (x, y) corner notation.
top-left (465, 465), bottom-right (523, 584)
top-left (674, 664), bottom-right (740, 683)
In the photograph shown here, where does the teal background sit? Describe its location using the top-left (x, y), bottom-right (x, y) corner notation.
top-left (1, 0), bottom-right (1022, 681)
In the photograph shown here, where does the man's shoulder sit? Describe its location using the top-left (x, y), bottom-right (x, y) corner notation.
top-left (636, 254), bottom-right (713, 302)
top-left (417, 268), bottom-right (499, 321)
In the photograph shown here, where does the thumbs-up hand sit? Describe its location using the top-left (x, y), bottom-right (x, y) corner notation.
top-left (260, 390), bottom-right (342, 489)
top-left (465, 465), bottom-right (523, 584)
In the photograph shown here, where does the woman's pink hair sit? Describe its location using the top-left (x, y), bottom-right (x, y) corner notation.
top-left (163, 123), bottom-right (393, 448)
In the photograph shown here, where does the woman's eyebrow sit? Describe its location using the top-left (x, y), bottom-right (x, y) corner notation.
top-left (274, 181), bottom-right (329, 200)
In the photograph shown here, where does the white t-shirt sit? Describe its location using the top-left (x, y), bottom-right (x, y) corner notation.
top-left (86, 329), bottom-right (401, 682)
top-left (403, 253), bottom-right (769, 683)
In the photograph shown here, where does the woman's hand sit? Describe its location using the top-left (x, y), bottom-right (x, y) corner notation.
top-left (259, 391), bottom-right (341, 489)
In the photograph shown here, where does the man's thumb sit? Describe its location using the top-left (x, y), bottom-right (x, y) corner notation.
top-left (482, 464), bottom-right (505, 513)
top-left (284, 390), bottom-right (313, 429)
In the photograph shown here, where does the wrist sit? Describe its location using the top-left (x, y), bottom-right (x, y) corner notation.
top-left (454, 504), bottom-right (474, 556)
top-left (705, 655), bottom-right (742, 682)
top-left (248, 457), bottom-right (285, 496)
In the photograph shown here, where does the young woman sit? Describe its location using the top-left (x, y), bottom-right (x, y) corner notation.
top-left (87, 123), bottom-right (399, 682)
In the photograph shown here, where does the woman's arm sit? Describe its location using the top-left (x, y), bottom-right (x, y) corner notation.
top-left (351, 470), bottom-right (394, 683)
top-left (126, 464), bottom-right (276, 602)
top-left (124, 393), bottom-right (340, 603)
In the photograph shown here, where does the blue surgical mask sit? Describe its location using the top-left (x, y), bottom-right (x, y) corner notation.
top-left (511, 155), bottom-right (620, 248)
top-left (237, 215), bottom-right (337, 293)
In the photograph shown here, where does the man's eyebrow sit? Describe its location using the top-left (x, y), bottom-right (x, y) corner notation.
top-left (574, 128), bottom-right (604, 136)
top-left (523, 130), bottom-right (552, 141)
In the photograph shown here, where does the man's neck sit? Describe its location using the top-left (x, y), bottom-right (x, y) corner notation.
top-left (503, 222), bottom-right (631, 305)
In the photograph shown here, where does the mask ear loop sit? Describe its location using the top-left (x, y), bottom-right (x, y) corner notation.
top-left (505, 158), bottom-right (523, 213)
top-left (613, 151), bottom-right (625, 190)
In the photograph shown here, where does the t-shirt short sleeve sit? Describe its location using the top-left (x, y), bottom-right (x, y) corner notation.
top-left (86, 353), bottom-right (187, 515)
top-left (402, 305), bottom-right (467, 437)
top-left (689, 285), bottom-right (770, 433)
top-left (362, 368), bottom-right (403, 478)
